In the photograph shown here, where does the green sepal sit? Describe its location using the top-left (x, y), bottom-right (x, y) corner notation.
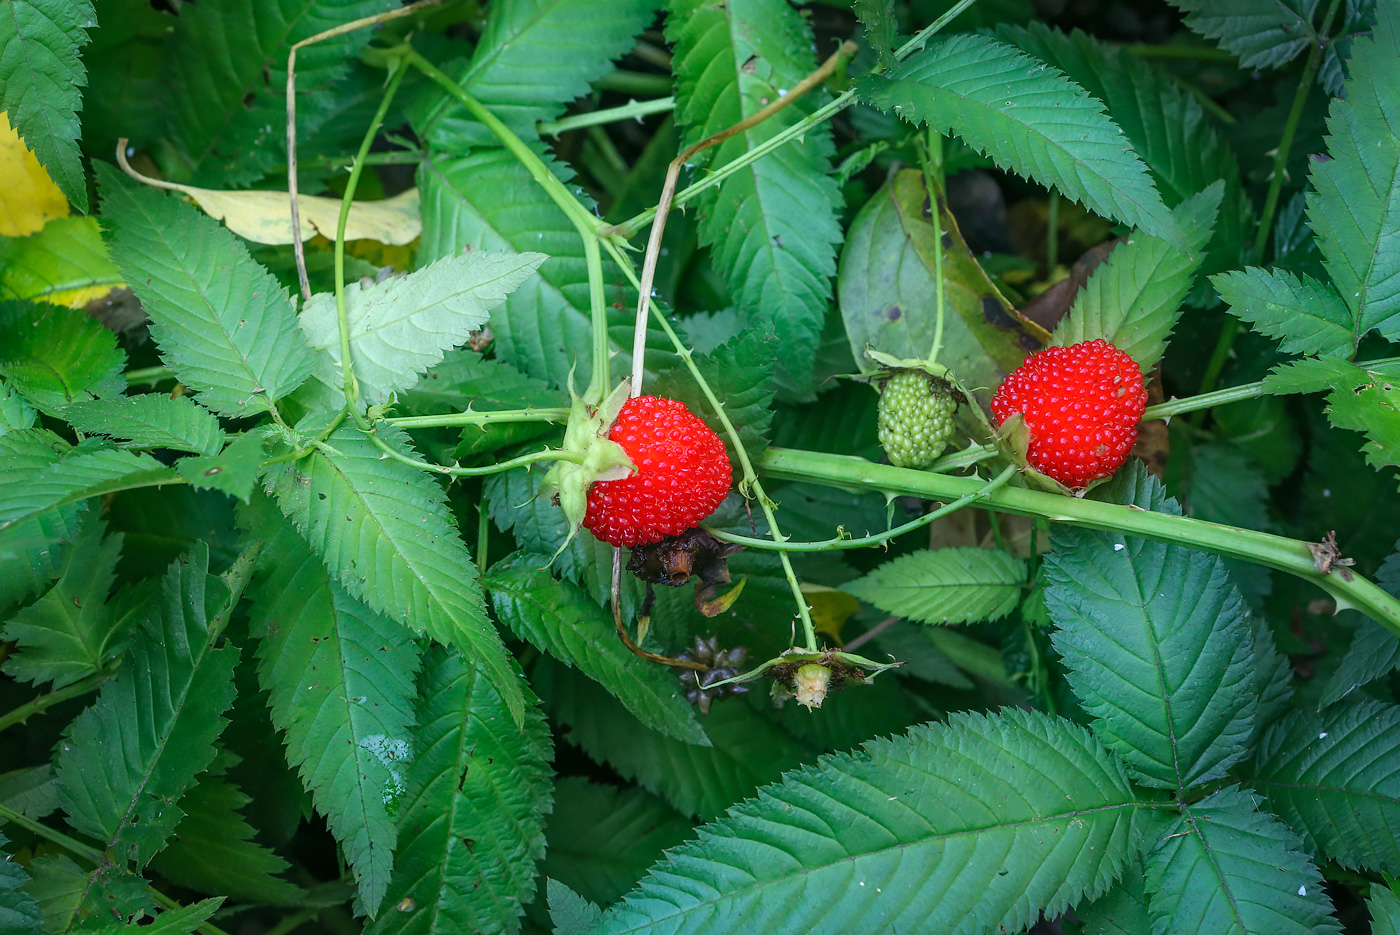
top-left (540, 378), bottom-right (636, 553)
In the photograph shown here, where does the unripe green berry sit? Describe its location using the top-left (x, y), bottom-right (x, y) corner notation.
top-left (877, 370), bottom-right (958, 468)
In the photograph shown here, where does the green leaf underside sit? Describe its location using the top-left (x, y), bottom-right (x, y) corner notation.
top-left (367, 647), bottom-right (552, 935)
top-left (63, 395), bottom-right (225, 456)
top-left (161, 0), bottom-right (396, 186)
top-left (856, 34), bottom-right (1184, 251)
top-left (1054, 184), bottom-right (1220, 371)
top-left (541, 778), bottom-right (694, 908)
top-left (423, 0), bottom-right (661, 146)
top-left (265, 422), bottom-right (524, 723)
top-left (97, 165), bottom-right (315, 416)
top-left (1253, 699), bottom-right (1400, 875)
top-left (0, 216), bottom-right (122, 303)
top-left (24, 854), bottom-right (153, 932)
top-left (54, 545), bottom-right (238, 869)
top-left (1, 514), bottom-right (124, 688)
top-left (1322, 544), bottom-right (1400, 704)
top-left (844, 547), bottom-right (1026, 625)
top-left (1045, 464), bottom-right (1256, 790)
top-left (488, 562), bottom-right (708, 745)
top-left (1307, 1), bottom-right (1400, 347)
top-left (0, 831), bottom-right (43, 935)
top-left (667, 0), bottom-right (843, 398)
top-left (299, 251), bottom-right (547, 408)
top-left (150, 778), bottom-right (303, 905)
top-left (0, 0), bottom-right (95, 211)
top-left (248, 505), bottom-right (422, 916)
top-left (1145, 786), bottom-right (1340, 934)
top-left (535, 658), bottom-right (807, 820)
top-left (1213, 266), bottom-right (1358, 357)
top-left (0, 300), bottom-right (126, 410)
top-left (1166, 0), bottom-right (1316, 69)
top-left (583, 709), bottom-right (1142, 935)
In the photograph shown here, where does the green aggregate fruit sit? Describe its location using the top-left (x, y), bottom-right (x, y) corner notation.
top-left (877, 369), bottom-right (958, 468)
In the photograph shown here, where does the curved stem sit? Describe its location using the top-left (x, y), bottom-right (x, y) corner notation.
top-left (759, 447), bottom-right (1400, 636)
top-left (708, 463), bottom-right (1016, 552)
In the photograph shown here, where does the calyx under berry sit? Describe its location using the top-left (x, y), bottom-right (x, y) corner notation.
top-left (540, 378), bottom-right (636, 552)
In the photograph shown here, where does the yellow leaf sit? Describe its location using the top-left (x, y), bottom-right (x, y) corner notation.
top-left (802, 584), bottom-right (861, 645)
top-left (0, 112), bottom-right (69, 236)
top-left (116, 149), bottom-right (421, 246)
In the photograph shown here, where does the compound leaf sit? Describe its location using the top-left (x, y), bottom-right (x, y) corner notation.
top-left (98, 164), bottom-right (315, 417)
top-left (1045, 463), bottom-right (1256, 790)
top-left (1144, 786), bottom-right (1341, 935)
top-left (856, 34), bottom-right (1184, 251)
top-left (488, 561), bottom-right (708, 746)
top-left (1252, 699), bottom-right (1400, 875)
top-left (668, 0), bottom-right (843, 398)
top-left (367, 646), bottom-right (553, 935)
top-left (583, 709), bottom-right (1143, 935)
top-left (63, 395), bottom-right (225, 456)
top-left (844, 547), bottom-right (1026, 625)
top-left (54, 544), bottom-right (239, 869)
top-left (265, 422), bottom-right (523, 724)
top-left (247, 504), bottom-right (421, 917)
top-left (299, 251), bottom-right (546, 407)
top-left (0, 0), bottom-right (95, 210)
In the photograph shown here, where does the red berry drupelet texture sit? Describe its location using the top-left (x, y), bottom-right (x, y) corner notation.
top-left (582, 396), bottom-right (732, 547)
top-left (991, 339), bottom-right (1147, 489)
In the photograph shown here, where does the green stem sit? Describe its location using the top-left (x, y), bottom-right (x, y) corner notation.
top-left (211, 539), bottom-right (264, 640)
top-left (540, 97), bottom-right (676, 136)
top-left (921, 131), bottom-right (947, 365)
top-left (1124, 43), bottom-right (1238, 61)
top-left (125, 366), bottom-right (175, 386)
top-left (384, 407), bottom-right (569, 429)
top-left (593, 70), bottom-right (674, 96)
top-left (334, 56), bottom-right (410, 424)
top-left (0, 670), bottom-right (109, 734)
top-left (0, 803), bottom-right (104, 864)
top-left (406, 48), bottom-right (613, 401)
top-left (361, 432), bottom-right (584, 477)
top-left (707, 463), bottom-right (1016, 551)
top-left (759, 447), bottom-right (1400, 635)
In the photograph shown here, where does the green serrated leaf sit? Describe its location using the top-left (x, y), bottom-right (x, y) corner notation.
top-left (54, 544), bottom-right (239, 869)
top-left (535, 658), bottom-right (807, 820)
top-left (1321, 543), bottom-right (1400, 706)
top-left (540, 778), bottom-right (692, 909)
top-left (0, 379), bottom-right (36, 436)
top-left (488, 561), bottom-right (708, 746)
top-left (0, 217), bottom-right (122, 304)
top-left (149, 779), bottom-right (303, 906)
top-left (264, 423), bottom-right (522, 723)
top-left (1053, 184), bottom-right (1220, 371)
top-left (585, 708), bottom-right (1143, 935)
top-left (668, 0), bottom-right (843, 398)
top-left (1144, 785), bottom-right (1341, 934)
top-left (1308, 1), bottom-right (1400, 345)
top-left (856, 35), bottom-right (1184, 251)
top-left (650, 329), bottom-right (776, 466)
top-left (1252, 699), bottom-right (1400, 875)
top-left (0, 300), bottom-right (126, 410)
top-left (853, 0), bottom-right (897, 68)
top-left (64, 395), bottom-right (225, 456)
top-left (82, 898), bottom-right (224, 935)
top-left (0, 831), bottom-right (43, 935)
top-left (1045, 463), bottom-right (1256, 790)
top-left (0, 429), bottom-right (83, 612)
top-left (418, 0), bottom-right (661, 147)
top-left (0, 442), bottom-right (171, 533)
top-left (0, 0), bottom-right (96, 211)
top-left (1327, 366), bottom-right (1400, 469)
top-left (175, 429), bottom-right (269, 503)
top-left (299, 251), bottom-right (547, 408)
top-left (367, 646), bottom-right (552, 935)
top-left (1072, 861), bottom-right (1149, 935)
top-left (159, 0), bottom-right (395, 186)
top-left (1212, 266), bottom-right (1356, 356)
top-left (1372, 887), bottom-right (1400, 935)
top-left (844, 547), bottom-right (1026, 625)
top-left (1, 513), bottom-right (126, 688)
top-left (246, 504), bottom-right (421, 916)
top-left (548, 880), bottom-right (603, 935)
top-left (0, 765), bottom-right (58, 820)
top-left (97, 164), bottom-right (315, 417)
top-left (1165, 0), bottom-right (1316, 68)
top-left (23, 855), bottom-right (153, 933)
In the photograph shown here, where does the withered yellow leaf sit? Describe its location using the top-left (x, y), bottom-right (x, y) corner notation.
top-left (1, 112), bottom-right (70, 237)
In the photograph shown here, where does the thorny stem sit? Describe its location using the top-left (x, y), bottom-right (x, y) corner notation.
top-left (760, 447), bottom-right (1400, 636)
top-left (362, 437), bottom-right (585, 477)
top-left (539, 97), bottom-right (676, 136)
top-left (384, 407), bottom-right (570, 429)
top-left (1195, 0), bottom-right (1343, 403)
top-left (286, 0), bottom-right (444, 302)
top-left (0, 670), bottom-right (109, 734)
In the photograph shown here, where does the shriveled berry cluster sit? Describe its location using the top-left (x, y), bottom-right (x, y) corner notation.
top-left (582, 396), bottom-right (732, 547)
top-left (878, 370), bottom-right (958, 468)
top-left (675, 636), bottom-right (749, 714)
top-left (991, 339), bottom-right (1147, 489)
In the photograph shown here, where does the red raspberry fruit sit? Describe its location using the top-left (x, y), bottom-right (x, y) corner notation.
top-left (991, 339), bottom-right (1147, 489)
top-left (582, 396), bottom-right (732, 547)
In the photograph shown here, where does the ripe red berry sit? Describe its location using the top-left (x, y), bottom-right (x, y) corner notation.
top-left (991, 339), bottom-right (1147, 489)
top-left (582, 396), bottom-right (732, 547)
